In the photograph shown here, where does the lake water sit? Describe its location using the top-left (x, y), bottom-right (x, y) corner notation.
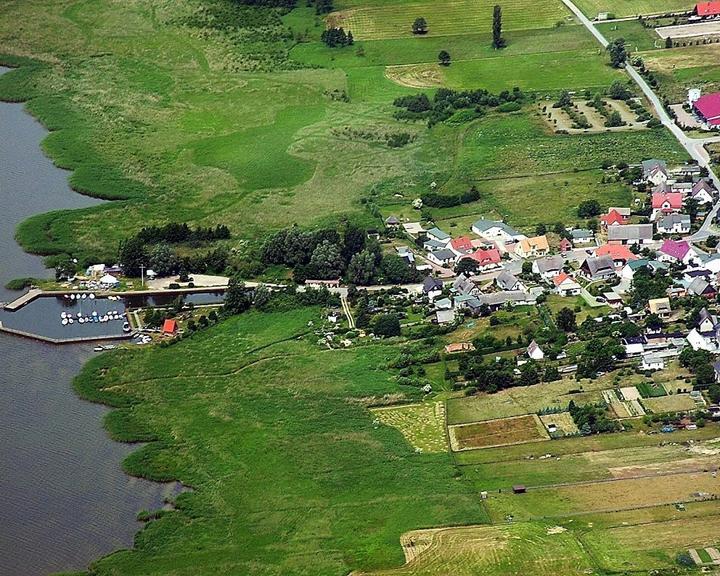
top-left (0, 66), bottom-right (172, 575)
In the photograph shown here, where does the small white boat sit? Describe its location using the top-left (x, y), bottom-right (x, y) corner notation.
top-left (70, 294), bottom-right (76, 300)
top-left (78, 318), bottom-right (85, 324)
top-left (68, 318), bottom-right (74, 324)
top-left (61, 312), bottom-right (67, 319)
top-left (92, 311), bottom-right (98, 316)
top-left (81, 293), bottom-right (87, 299)
top-left (61, 318), bottom-right (68, 326)
top-left (94, 346), bottom-right (104, 352)
top-left (89, 293), bottom-right (96, 300)
top-left (123, 322), bottom-right (131, 333)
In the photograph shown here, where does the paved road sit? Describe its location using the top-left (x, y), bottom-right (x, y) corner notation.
top-left (562, 0), bottom-right (720, 241)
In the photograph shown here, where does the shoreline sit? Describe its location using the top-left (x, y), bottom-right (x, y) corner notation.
top-left (0, 61), bottom-right (185, 574)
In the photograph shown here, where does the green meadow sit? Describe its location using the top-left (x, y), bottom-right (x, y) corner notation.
top-left (74, 308), bottom-right (487, 575)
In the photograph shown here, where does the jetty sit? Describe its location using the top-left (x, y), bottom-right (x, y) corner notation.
top-left (3, 288), bottom-right (43, 311)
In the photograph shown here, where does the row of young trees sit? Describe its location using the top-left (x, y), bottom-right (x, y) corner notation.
top-left (321, 27), bottom-right (353, 47)
top-left (135, 223), bottom-right (230, 245)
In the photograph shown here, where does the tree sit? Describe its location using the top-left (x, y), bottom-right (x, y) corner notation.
top-left (412, 17), bottom-right (428, 34)
top-left (372, 313), bottom-right (401, 337)
top-left (492, 5), bottom-right (505, 49)
top-left (309, 240), bottom-right (344, 279)
top-left (520, 362), bottom-right (541, 386)
top-left (224, 276), bottom-right (252, 315)
top-left (578, 199), bottom-right (601, 218)
top-left (253, 284), bottom-right (272, 310)
top-left (556, 307), bottom-right (577, 332)
top-left (118, 237), bottom-right (147, 277)
top-left (455, 257), bottom-right (480, 276)
top-left (543, 365), bottom-right (560, 382)
top-left (645, 313), bottom-right (663, 332)
top-left (354, 294), bottom-right (371, 329)
top-left (346, 249), bottom-right (377, 285)
top-left (53, 254), bottom-right (76, 280)
top-left (665, 36), bottom-right (673, 49)
top-left (535, 223), bottom-right (547, 235)
top-left (709, 383), bottom-right (720, 404)
top-left (438, 50), bottom-right (451, 66)
top-left (147, 243), bottom-right (178, 277)
top-left (554, 90), bottom-right (572, 108)
top-left (608, 80), bottom-right (631, 100)
top-left (605, 110), bottom-right (624, 127)
top-left (381, 254), bottom-right (420, 284)
top-left (606, 38), bottom-right (627, 68)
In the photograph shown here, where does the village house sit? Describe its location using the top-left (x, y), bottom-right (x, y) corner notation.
top-left (454, 294), bottom-right (483, 313)
top-left (463, 247), bottom-right (502, 271)
top-left (641, 352), bottom-right (666, 371)
top-left (471, 219), bottom-right (526, 245)
top-left (527, 340), bottom-right (544, 361)
top-left (621, 259), bottom-right (668, 281)
top-left (427, 248), bottom-right (456, 267)
top-left (651, 192), bottom-right (683, 221)
top-left (449, 236), bottom-right (475, 256)
top-left (559, 237), bottom-right (573, 253)
top-left (553, 273), bottom-right (582, 296)
top-left (648, 297), bottom-right (672, 319)
top-left (658, 239), bottom-right (698, 265)
top-left (642, 159), bottom-right (668, 185)
top-left (384, 215), bottom-right (401, 229)
top-left (580, 255), bottom-right (616, 280)
top-left (452, 274), bottom-right (477, 296)
top-left (402, 222), bottom-right (425, 238)
top-left (600, 208), bottom-right (630, 228)
top-left (495, 270), bottom-right (524, 292)
top-left (426, 227), bottom-right (451, 245)
top-left (687, 308), bottom-right (720, 351)
top-left (691, 179), bottom-right (715, 204)
top-left (683, 268), bottom-right (712, 284)
top-left (687, 277), bottom-right (717, 299)
top-left (422, 276), bottom-right (444, 300)
top-left (423, 238), bottom-right (447, 251)
top-left (85, 263), bottom-right (106, 278)
top-left (595, 244), bottom-right (637, 269)
top-left (670, 181), bottom-right (693, 195)
top-left (571, 228), bottom-right (594, 245)
top-left (532, 255), bottom-right (565, 280)
top-left (514, 235), bottom-right (549, 258)
top-left (607, 224), bottom-right (653, 245)
top-left (435, 308), bottom-right (456, 324)
top-left (434, 297), bottom-right (453, 310)
top-left (622, 335), bottom-right (647, 356)
top-left (656, 213), bottom-right (691, 235)
top-left (602, 292), bottom-right (623, 308)
top-left (696, 0), bottom-right (720, 18)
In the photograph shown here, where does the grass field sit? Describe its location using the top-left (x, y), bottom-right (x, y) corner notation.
top-left (329, 0), bottom-right (574, 40)
top-left (573, 0), bottom-right (694, 18)
top-left (640, 44), bottom-right (720, 101)
top-left (449, 414), bottom-right (549, 450)
top-left (73, 308), bottom-right (489, 575)
top-left (372, 402), bottom-right (448, 452)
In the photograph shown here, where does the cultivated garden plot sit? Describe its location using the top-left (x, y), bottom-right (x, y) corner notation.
top-left (541, 99), bottom-right (650, 133)
top-left (371, 402), bottom-right (448, 452)
top-left (448, 414), bottom-right (549, 451)
top-left (641, 393), bottom-right (699, 413)
top-left (539, 412), bottom-right (579, 436)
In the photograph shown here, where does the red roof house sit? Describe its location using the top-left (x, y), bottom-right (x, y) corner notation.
top-left (696, 1), bottom-right (720, 16)
top-left (596, 244), bottom-right (638, 267)
top-left (600, 209), bottom-right (626, 228)
top-left (162, 319), bottom-right (178, 335)
top-left (559, 237), bottom-right (572, 252)
top-left (651, 192), bottom-right (683, 214)
top-left (693, 92), bottom-right (720, 126)
top-left (450, 235), bottom-right (474, 255)
top-left (464, 248), bottom-right (501, 270)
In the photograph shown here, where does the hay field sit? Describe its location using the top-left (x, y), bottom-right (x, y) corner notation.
top-left (573, 0), bottom-right (694, 18)
top-left (330, 0), bottom-right (573, 40)
top-left (449, 414), bottom-right (549, 450)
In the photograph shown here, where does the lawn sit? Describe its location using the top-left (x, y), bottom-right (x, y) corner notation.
top-left (642, 393), bottom-right (699, 413)
top-left (573, 0), bottom-right (695, 18)
top-left (597, 20), bottom-right (663, 51)
top-left (73, 307), bottom-right (488, 575)
top-left (329, 0), bottom-right (574, 41)
top-left (640, 44), bottom-right (720, 101)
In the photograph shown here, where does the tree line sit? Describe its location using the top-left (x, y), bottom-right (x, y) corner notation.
top-left (135, 223), bottom-right (231, 245)
top-left (260, 223), bottom-right (423, 285)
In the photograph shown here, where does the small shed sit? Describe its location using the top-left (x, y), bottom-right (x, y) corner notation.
top-left (512, 485), bottom-right (527, 494)
top-left (162, 318), bottom-right (178, 335)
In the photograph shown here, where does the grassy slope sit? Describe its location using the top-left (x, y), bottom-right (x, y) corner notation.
top-left (75, 308), bottom-right (487, 575)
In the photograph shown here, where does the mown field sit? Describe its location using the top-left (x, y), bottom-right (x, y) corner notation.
top-left (330, 0), bottom-right (574, 40)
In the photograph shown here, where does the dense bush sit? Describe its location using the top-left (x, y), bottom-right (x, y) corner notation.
top-left (421, 186), bottom-right (480, 208)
